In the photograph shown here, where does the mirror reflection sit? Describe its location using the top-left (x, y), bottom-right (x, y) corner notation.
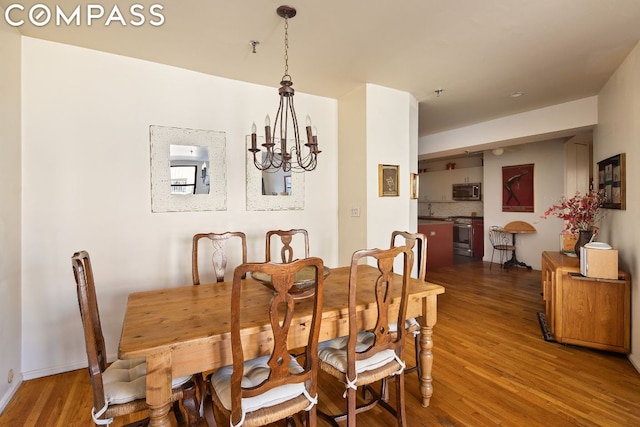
top-left (261, 153), bottom-right (292, 196)
top-left (170, 144), bottom-right (210, 195)
top-left (246, 136), bottom-right (304, 211)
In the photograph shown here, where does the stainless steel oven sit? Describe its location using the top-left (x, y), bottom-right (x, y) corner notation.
top-left (452, 217), bottom-right (473, 257)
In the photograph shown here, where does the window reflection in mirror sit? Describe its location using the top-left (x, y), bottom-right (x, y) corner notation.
top-left (262, 152), bottom-right (292, 196)
top-left (169, 144), bottom-right (210, 195)
top-left (261, 153), bottom-right (291, 196)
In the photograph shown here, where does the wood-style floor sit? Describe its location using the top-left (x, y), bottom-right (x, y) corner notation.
top-left (3, 259), bottom-right (640, 426)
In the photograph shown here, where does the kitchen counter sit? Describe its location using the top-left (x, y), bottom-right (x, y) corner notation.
top-left (419, 219), bottom-right (452, 225)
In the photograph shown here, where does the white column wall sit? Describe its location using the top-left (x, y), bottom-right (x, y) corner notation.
top-left (595, 41), bottom-right (640, 367)
top-left (20, 37), bottom-right (338, 378)
top-left (337, 85), bottom-right (368, 265)
top-left (365, 85), bottom-right (417, 249)
top-left (0, 12), bottom-right (22, 411)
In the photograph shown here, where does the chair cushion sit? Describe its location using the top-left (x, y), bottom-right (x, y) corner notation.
top-left (389, 317), bottom-right (420, 333)
top-left (318, 331), bottom-right (398, 374)
top-left (103, 357), bottom-right (192, 405)
top-left (210, 354), bottom-right (307, 413)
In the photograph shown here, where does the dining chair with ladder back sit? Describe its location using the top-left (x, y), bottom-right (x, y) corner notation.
top-left (192, 231), bottom-right (247, 284)
top-left (390, 231), bottom-right (427, 378)
top-left (71, 250), bottom-right (199, 427)
top-left (317, 246), bottom-right (413, 426)
top-left (488, 226), bottom-right (516, 270)
top-left (192, 231), bottom-right (248, 413)
top-left (204, 257), bottom-right (325, 427)
top-left (265, 228), bottom-right (310, 263)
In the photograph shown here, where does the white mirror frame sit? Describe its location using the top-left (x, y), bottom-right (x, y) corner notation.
top-left (246, 136), bottom-right (304, 211)
top-left (150, 125), bottom-right (226, 212)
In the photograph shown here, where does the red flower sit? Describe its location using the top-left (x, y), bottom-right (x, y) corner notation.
top-left (540, 190), bottom-right (605, 233)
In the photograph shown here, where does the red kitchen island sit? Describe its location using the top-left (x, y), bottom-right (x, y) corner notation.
top-left (418, 219), bottom-right (454, 270)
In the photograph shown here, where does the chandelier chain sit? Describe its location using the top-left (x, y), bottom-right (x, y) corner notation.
top-left (283, 15), bottom-right (289, 77)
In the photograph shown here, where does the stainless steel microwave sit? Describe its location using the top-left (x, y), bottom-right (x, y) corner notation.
top-left (452, 183), bottom-right (481, 201)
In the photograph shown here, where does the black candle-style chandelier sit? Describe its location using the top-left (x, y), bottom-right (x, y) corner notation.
top-left (249, 5), bottom-right (320, 172)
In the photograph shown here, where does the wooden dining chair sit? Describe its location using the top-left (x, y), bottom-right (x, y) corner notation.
top-left (488, 226), bottom-right (516, 269)
top-left (317, 246), bottom-right (413, 426)
top-left (192, 231), bottom-right (247, 284)
top-left (71, 250), bottom-right (199, 427)
top-left (390, 230), bottom-right (427, 377)
top-left (204, 257), bottom-right (325, 427)
top-left (265, 228), bottom-right (309, 263)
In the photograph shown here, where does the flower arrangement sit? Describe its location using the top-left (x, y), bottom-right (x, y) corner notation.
top-left (540, 190), bottom-right (605, 233)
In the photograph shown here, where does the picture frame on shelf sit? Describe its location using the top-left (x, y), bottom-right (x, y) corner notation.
top-left (378, 164), bottom-right (399, 197)
top-left (597, 153), bottom-right (626, 210)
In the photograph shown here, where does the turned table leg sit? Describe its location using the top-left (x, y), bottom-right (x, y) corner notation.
top-left (419, 295), bottom-right (438, 407)
top-left (146, 352), bottom-right (173, 427)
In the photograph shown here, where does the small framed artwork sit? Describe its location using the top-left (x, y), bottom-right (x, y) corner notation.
top-left (597, 153), bottom-right (625, 210)
top-left (378, 164), bottom-right (399, 197)
top-left (410, 173), bottom-right (419, 199)
top-left (502, 163), bottom-right (534, 212)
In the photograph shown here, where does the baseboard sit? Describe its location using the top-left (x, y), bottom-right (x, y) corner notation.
top-left (0, 373), bottom-right (23, 415)
top-left (21, 358), bottom-right (98, 381)
top-left (628, 353), bottom-right (640, 374)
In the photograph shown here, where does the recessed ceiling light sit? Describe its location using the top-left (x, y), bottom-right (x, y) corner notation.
top-left (510, 91), bottom-right (524, 98)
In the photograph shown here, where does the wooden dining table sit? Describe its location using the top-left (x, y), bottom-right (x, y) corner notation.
top-left (118, 264), bottom-right (446, 427)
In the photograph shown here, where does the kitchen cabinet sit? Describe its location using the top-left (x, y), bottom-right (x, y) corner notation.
top-left (541, 251), bottom-right (630, 353)
top-left (451, 166), bottom-right (483, 184)
top-left (419, 167), bottom-right (483, 202)
top-left (418, 221), bottom-right (453, 269)
top-left (420, 170), bottom-right (452, 201)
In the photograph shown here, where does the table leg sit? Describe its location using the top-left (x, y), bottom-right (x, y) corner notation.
top-left (503, 233), bottom-right (532, 270)
top-left (146, 352), bottom-right (173, 427)
top-left (419, 295), bottom-right (438, 407)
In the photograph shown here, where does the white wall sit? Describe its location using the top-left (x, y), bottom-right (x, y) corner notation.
top-left (0, 12), bottom-right (23, 411)
top-left (338, 85), bottom-right (368, 265)
top-left (20, 37), bottom-right (339, 378)
top-left (337, 84), bottom-right (418, 266)
top-left (595, 41), bottom-right (640, 367)
top-left (365, 85), bottom-right (418, 250)
top-left (482, 140), bottom-right (566, 270)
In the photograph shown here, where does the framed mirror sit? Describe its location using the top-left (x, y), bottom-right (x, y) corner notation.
top-left (246, 136), bottom-right (304, 211)
top-left (150, 125), bottom-right (226, 212)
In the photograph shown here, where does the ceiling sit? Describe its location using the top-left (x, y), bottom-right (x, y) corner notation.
top-left (3, 0), bottom-right (640, 137)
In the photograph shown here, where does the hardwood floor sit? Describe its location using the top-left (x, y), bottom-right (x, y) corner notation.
top-left (3, 260), bottom-right (640, 426)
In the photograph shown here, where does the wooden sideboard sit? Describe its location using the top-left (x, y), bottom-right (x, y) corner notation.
top-left (541, 251), bottom-right (630, 353)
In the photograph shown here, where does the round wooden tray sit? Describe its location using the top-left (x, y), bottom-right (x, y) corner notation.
top-left (252, 266), bottom-right (331, 299)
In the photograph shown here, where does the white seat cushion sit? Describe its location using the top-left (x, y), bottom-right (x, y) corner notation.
top-left (318, 331), bottom-right (397, 374)
top-left (103, 357), bottom-right (192, 405)
top-left (210, 354), bottom-right (308, 413)
top-left (389, 317), bottom-right (420, 334)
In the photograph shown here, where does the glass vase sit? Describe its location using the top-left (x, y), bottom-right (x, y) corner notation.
top-left (574, 229), bottom-right (594, 259)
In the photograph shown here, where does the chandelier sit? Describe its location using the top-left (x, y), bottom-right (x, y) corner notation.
top-left (249, 5), bottom-right (320, 172)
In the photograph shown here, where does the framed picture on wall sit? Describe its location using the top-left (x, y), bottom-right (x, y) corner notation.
top-left (410, 173), bottom-right (419, 199)
top-left (502, 163), bottom-right (534, 212)
top-left (378, 164), bottom-right (400, 197)
top-left (597, 153), bottom-right (626, 210)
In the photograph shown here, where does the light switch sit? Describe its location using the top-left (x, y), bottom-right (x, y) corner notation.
top-left (350, 207), bottom-right (360, 217)
top-left (430, 231), bottom-right (436, 236)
